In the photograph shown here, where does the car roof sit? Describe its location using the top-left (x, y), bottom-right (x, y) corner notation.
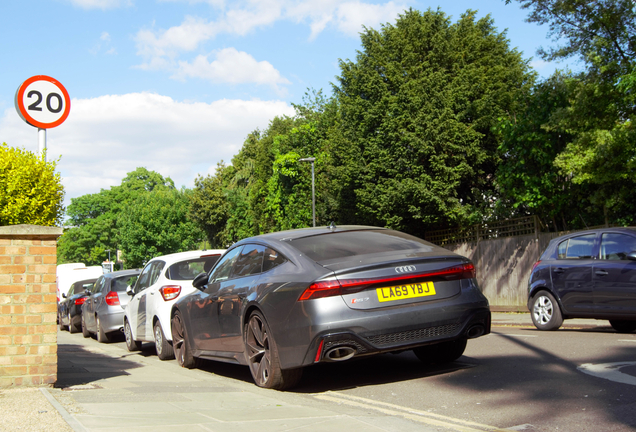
top-left (147, 249), bottom-right (226, 265)
top-left (550, 227), bottom-right (636, 243)
top-left (243, 225), bottom-right (388, 243)
top-left (101, 269), bottom-right (140, 279)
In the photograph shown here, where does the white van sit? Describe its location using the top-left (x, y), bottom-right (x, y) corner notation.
top-left (56, 264), bottom-right (104, 302)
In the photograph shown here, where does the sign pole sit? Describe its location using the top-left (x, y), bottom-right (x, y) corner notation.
top-left (38, 128), bottom-right (47, 160)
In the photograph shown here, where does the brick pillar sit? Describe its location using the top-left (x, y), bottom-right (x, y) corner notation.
top-left (0, 224), bottom-right (63, 387)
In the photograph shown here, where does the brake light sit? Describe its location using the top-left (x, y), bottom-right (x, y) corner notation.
top-left (299, 263), bottom-right (476, 301)
top-left (105, 291), bottom-right (120, 306)
top-left (160, 285), bottom-right (182, 301)
top-left (74, 297), bottom-right (86, 305)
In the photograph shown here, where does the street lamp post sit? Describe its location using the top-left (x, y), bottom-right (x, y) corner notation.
top-left (298, 157), bottom-right (316, 227)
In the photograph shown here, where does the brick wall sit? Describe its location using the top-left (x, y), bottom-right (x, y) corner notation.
top-left (0, 224), bottom-right (63, 387)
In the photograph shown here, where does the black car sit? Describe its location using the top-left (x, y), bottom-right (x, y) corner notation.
top-left (58, 278), bottom-right (96, 333)
top-left (170, 225), bottom-right (491, 390)
top-left (528, 227), bottom-right (636, 332)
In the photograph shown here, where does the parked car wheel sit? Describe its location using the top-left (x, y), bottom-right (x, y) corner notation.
top-left (81, 314), bottom-right (91, 338)
top-left (413, 338), bottom-right (467, 364)
top-left (531, 291), bottom-right (563, 331)
top-left (124, 320), bottom-right (142, 351)
top-left (69, 311), bottom-right (79, 334)
top-left (96, 316), bottom-right (111, 343)
top-left (171, 311), bottom-right (199, 369)
top-left (244, 310), bottom-right (302, 390)
top-left (609, 320), bottom-right (636, 333)
top-left (154, 321), bottom-right (174, 360)
top-left (59, 313), bottom-right (68, 331)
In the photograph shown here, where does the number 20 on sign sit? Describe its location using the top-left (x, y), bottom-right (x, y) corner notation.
top-left (15, 75), bottom-right (71, 129)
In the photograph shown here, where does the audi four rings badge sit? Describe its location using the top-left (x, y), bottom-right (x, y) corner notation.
top-left (395, 265), bottom-right (416, 273)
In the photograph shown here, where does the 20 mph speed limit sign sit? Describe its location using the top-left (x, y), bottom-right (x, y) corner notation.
top-left (15, 75), bottom-right (71, 129)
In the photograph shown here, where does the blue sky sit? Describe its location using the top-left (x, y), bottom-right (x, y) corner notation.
top-left (0, 0), bottom-right (577, 211)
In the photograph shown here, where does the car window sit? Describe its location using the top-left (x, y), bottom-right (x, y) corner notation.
top-left (600, 233), bottom-right (636, 260)
top-left (166, 255), bottom-right (220, 280)
top-left (290, 229), bottom-right (433, 264)
top-left (560, 234), bottom-right (596, 259)
top-left (135, 262), bottom-right (155, 293)
top-left (149, 261), bottom-right (165, 287)
top-left (209, 247), bottom-right (243, 284)
top-left (262, 247), bottom-right (287, 272)
top-left (231, 244), bottom-right (265, 278)
top-left (92, 276), bottom-right (105, 294)
top-left (113, 275), bottom-right (138, 292)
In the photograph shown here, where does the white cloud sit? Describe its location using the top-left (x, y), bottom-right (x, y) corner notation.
top-left (66, 0), bottom-right (132, 9)
top-left (173, 48), bottom-right (291, 93)
top-left (0, 93), bottom-right (295, 208)
top-left (134, 1), bottom-right (408, 69)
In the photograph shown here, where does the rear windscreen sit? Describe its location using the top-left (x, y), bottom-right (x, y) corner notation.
top-left (290, 230), bottom-right (434, 263)
top-left (111, 275), bottom-right (139, 292)
top-left (166, 255), bottom-right (221, 280)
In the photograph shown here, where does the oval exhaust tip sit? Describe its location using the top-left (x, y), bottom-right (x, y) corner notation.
top-left (466, 325), bottom-right (485, 339)
top-left (326, 346), bottom-right (356, 361)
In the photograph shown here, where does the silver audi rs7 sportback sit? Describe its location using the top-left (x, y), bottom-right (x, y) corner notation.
top-left (171, 225), bottom-right (491, 389)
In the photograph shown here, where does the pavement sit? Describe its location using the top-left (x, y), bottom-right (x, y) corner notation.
top-left (0, 312), bottom-right (616, 432)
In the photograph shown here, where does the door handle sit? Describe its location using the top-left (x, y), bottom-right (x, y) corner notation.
top-left (553, 268), bottom-right (565, 274)
top-left (595, 269), bottom-right (609, 276)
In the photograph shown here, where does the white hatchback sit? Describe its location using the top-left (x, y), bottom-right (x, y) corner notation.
top-left (123, 249), bottom-right (225, 359)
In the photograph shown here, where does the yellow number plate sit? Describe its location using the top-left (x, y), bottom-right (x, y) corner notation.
top-left (376, 282), bottom-right (436, 302)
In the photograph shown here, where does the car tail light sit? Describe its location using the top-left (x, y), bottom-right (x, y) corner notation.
top-left (299, 263), bottom-right (477, 301)
top-left (160, 285), bottom-right (181, 301)
top-left (532, 260), bottom-right (541, 271)
top-left (105, 291), bottom-right (120, 306)
top-left (74, 297), bottom-right (86, 305)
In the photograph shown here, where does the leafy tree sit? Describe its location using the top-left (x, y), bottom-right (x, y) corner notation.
top-left (507, 0), bottom-right (636, 225)
top-left (0, 143), bottom-right (64, 226)
top-left (58, 168), bottom-right (181, 266)
top-left (334, 9), bottom-right (535, 235)
top-left (118, 188), bottom-right (205, 268)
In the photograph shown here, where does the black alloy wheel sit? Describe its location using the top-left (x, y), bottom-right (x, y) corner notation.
top-left (68, 311), bottom-right (79, 334)
top-left (171, 311), bottom-right (198, 368)
top-left (244, 310), bottom-right (301, 390)
top-left (59, 312), bottom-right (68, 331)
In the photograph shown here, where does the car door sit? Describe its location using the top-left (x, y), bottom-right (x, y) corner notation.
top-left (594, 232), bottom-right (636, 316)
top-left (190, 246), bottom-right (243, 351)
top-left (143, 260), bottom-right (167, 340)
top-left (137, 261), bottom-right (166, 341)
top-left (215, 244), bottom-right (266, 352)
top-left (128, 262), bottom-right (156, 340)
top-left (550, 233), bottom-right (597, 314)
top-left (85, 276), bottom-right (106, 331)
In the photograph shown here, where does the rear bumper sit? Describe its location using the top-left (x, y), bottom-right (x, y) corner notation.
top-left (99, 309), bottom-right (125, 333)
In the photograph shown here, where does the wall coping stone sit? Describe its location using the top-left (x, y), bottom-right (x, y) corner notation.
top-left (0, 225), bottom-right (63, 239)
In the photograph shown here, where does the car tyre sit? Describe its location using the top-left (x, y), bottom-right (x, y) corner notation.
top-left (171, 310), bottom-right (199, 369)
top-left (154, 321), bottom-right (174, 360)
top-left (59, 312), bottom-right (68, 331)
top-left (68, 311), bottom-right (79, 334)
top-left (96, 316), bottom-right (111, 343)
top-left (124, 319), bottom-right (142, 351)
top-left (244, 310), bottom-right (302, 390)
top-left (413, 338), bottom-right (467, 364)
top-left (609, 320), bottom-right (636, 333)
top-left (531, 291), bottom-right (563, 330)
top-left (81, 314), bottom-right (91, 338)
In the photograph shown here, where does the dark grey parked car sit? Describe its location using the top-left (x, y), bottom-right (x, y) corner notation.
top-left (58, 278), bottom-right (97, 334)
top-left (81, 269), bottom-right (140, 342)
top-left (528, 227), bottom-right (636, 332)
top-left (170, 225), bottom-right (491, 390)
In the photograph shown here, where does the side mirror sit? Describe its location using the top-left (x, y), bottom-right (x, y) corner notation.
top-left (192, 272), bottom-right (208, 290)
top-left (627, 251), bottom-right (636, 261)
top-left (84, 289), bottom-right (92, 296)
top-left (126, 285), bottom-right (134, 296)
top-left (62, 293), bottom-right (67, 299)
